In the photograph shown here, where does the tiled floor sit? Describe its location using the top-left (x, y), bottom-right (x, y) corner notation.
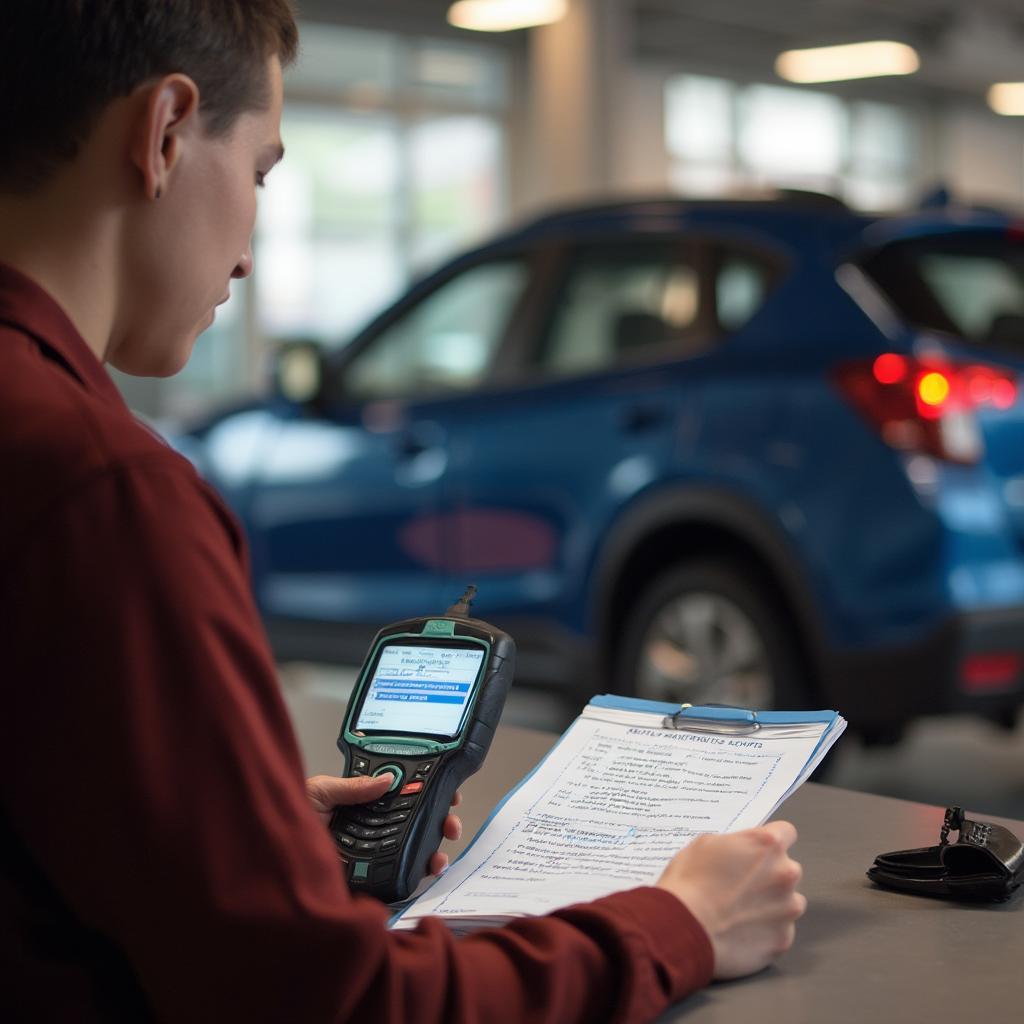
top-left (280, 662), bottom-right (1024, 822)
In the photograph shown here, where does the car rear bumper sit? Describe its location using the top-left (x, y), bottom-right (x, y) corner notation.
top-left (824, 607), bottom-right (1024, 735)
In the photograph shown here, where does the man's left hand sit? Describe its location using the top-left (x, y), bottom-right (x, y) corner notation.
top-left (306, 774), bottom-right (463, 876)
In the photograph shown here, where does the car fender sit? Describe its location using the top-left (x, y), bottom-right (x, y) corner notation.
top-left (588, 482), bottom-right (829, 680)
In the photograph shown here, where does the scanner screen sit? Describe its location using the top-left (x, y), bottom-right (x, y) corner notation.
top-left (355, 644), bottom-right (485, 737)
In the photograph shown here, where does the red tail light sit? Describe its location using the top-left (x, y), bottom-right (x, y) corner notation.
top-left (960, 653), bottom-right (1022, 693)
top-left (834, 355), bottom-right (1018, 464)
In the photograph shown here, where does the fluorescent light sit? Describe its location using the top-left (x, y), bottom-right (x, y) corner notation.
top-left (447, 0), bottom-right (567, 33)
top-left (776, 41), bottom-right (920, 84)
top-left (989, 83), bottom-right (1024, 116)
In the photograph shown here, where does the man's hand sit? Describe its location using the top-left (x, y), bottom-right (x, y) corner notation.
top-left (305, 774), bottom-right (463, 876)
top-left (656, 820), bottom-right (806, 980)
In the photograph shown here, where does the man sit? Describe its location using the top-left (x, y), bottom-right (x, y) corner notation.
top-left (0, 3), bottom-right (806, 1021)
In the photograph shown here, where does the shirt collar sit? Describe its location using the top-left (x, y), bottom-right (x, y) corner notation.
top-left (0, 261), bottom-right (126, 407)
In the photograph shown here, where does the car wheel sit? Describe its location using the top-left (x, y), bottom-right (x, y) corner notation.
top-left (613, 559), bottom-right (807, 711)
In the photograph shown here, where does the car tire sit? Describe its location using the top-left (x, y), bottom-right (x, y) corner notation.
top-left (612, 559), bottom-right (808, 712)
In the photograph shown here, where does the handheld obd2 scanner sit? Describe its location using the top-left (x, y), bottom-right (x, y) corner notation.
top-left (329, 587), bottom-right (516, 903)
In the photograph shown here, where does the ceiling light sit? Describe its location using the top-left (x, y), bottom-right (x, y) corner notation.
top-left (447, 0), bottom-right (567, 33)
top-left (775, 41), bottom-right (920, 84)
top-left (988, 83), bottom-right (1024, 116)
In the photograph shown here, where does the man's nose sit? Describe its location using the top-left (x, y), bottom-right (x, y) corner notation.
top-left (232, 245), bottom-right (254, 279)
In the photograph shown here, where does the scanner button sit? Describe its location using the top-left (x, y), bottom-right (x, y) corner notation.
top-left (345, 825), bottom-right (382, 841)
top-left (373, 764), bottom-right (404, 792)
top-left (372, 858), bottom-right (396, 882)
top-left (352, 814), bottom-right (387, 827)
top-left (400, 780), bottom-right (424, 795)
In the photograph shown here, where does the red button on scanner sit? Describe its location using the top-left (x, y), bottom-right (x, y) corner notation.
top-left (400, 780), bottom-right (424, 795)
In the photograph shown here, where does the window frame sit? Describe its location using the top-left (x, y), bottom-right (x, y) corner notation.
top-left (706, 238), bottom-right (789, 337)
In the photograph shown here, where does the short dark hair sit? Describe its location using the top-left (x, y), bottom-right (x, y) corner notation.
top-left (1, 1), bottom-right (299, 192)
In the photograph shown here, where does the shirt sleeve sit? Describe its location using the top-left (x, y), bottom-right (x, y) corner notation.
top-left (1, 455), bottom-right (713, 1023)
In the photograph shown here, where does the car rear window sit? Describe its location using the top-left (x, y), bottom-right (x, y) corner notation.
top-left (860, 231), bottom-right (1024, 353)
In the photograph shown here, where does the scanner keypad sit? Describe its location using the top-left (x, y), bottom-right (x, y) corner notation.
top-left (333, 758), bottom-right (436, 875)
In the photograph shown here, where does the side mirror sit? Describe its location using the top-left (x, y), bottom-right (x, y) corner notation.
top-left (272, 339), bottom-right (326, 405)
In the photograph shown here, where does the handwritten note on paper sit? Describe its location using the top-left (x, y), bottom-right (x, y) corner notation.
top-left (394, 708), bottom-right (836, 929)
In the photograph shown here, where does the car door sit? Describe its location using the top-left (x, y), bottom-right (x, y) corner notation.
top-left (248, 254), bottom-right (533, 639)
top-left (426, 237), bottom-right (714, 644)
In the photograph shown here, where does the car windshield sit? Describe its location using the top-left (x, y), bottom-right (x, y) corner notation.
top-left (860, 231), bottom-right (1024, 354)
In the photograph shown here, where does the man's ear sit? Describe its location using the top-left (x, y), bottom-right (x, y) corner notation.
top-left (129, 74), bottom-right (201, 201)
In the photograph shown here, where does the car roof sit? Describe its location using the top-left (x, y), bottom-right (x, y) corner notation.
top-left (509, 192), bottom-right (868, 245)
top-left (486, 191), bottom-right (1019, 256)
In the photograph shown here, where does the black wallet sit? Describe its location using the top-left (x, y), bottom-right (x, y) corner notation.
top-left (867, 806), bottom-right (1024, 902)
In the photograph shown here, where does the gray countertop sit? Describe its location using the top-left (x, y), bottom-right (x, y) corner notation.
top-left (455, 725), bottom-right (1024, 1023)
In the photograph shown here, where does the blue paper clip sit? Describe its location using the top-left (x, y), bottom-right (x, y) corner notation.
top-left (661, 703), bottom-right (761, 735)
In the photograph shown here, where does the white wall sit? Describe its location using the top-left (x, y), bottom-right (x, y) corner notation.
top-left (612, 67), bottom-right (673, 196)
top-left (940, 106), bottom-right (1024, 207)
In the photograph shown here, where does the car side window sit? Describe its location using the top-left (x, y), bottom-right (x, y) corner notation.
top-left (534, 243), bottom-right (706, 377)
top-left (342, 259), bottom-right (528, 401)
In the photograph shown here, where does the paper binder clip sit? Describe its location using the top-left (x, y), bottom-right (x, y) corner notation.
top-left (661, 703), bottom-right (762, 735)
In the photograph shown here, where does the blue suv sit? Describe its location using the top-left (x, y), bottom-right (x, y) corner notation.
top-left (176, 193), bottom-right (1024, 741)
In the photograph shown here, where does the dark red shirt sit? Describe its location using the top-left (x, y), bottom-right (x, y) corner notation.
top-left (0, 263), bottom-right (713, 1022)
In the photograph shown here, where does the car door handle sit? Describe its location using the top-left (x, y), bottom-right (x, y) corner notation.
top-left (621, 403), bottom-right (670, 433)
top-left (396, 422), bottom-right (446, 459)
top-left (398, 435), bottom-right (437, 459)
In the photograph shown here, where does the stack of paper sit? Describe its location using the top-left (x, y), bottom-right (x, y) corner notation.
top-left (392, 696), bottom-right (846, 933)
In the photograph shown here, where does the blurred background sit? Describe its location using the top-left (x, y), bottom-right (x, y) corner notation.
top-left (124, 0), bottom-right (1024, 422)
top-left (138, 0), bottom-right (1024, 815)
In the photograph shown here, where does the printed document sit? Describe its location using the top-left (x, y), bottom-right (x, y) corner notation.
top-left (393, 698), bottom-right (845, 933)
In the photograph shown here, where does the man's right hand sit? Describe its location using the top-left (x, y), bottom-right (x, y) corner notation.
top-left (655, 820), bottom-right (806, 980)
